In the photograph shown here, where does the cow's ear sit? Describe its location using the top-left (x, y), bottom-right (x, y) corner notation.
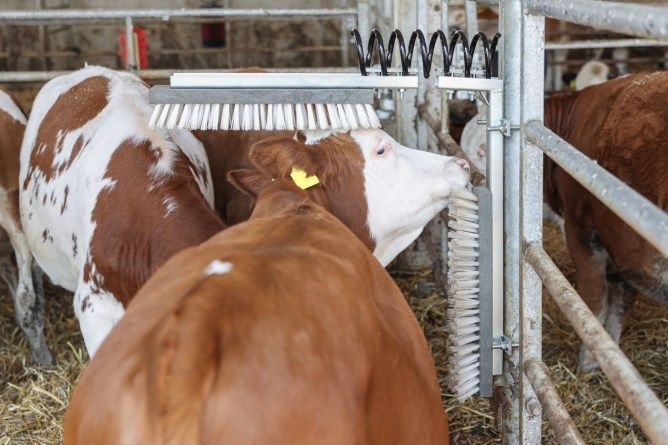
top-left (227, 169), bottom-right (270, 201)
top-left (248, 137), bottom-right (318, 180)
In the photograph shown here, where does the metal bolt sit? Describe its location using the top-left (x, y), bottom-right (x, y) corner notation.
top-left (525, 398), bottom-right (542, 417)
top-left (447, 89), bottom-right (455, 100)
top-left (469, 91), bottom-right (476, 101)
top-left (399, 88), bottom-right (405, 99)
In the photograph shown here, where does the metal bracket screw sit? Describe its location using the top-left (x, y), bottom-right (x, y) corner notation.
top-left (487, 119), bottom-right (520, 137)
top-left (493, 335), bottom-right (519, 355)
top-left (525, 397), bottom-right (542, 417)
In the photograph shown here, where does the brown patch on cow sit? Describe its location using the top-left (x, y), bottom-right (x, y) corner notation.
top-left (72, 233), bottom-right (78, 257)
top-left (23, 76), bottom-right (109, 188)
top-left (87, 138), bottom-right (224, 307)
top-left (195, 130), bottom-right (377, 250)
top-left (0, 109), bottom-right (25, 192)
top-left (42, 229), bottom-right (49, 243)
top-left (246, 133), bottom-right (375, 251)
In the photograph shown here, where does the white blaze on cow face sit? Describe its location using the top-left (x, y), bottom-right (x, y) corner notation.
top-left (350, 130), bottom-right (470, 266)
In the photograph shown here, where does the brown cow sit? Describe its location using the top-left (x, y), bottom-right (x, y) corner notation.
top-left (0, 88), bottom-right (51, 364)
top-left (195, 129), bottom-right (470, 265)
top-left (64, 137), bottom-right (449, 445)
top-left (543, 72), bottom-right (667, 370)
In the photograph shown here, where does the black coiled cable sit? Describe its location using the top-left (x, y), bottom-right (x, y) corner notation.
top-left (351, 28), bottom-right (501, 79)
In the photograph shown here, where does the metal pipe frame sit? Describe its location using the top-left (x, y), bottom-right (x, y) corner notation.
top-left (526, 0), bottom-right (668, 39)
top-left (517, 3), bottom-right (544, 442)
top-left (500, 0), bottom-right (522, 440)
top-left (475, 0), bottom-right (499, 5)
top-left (523, 359), bottom-right (585, 445)
top-left (526, 122), bottom-right (668, 257)
top-left (545, 38), bottom-right (667, 50)
top-left (0, 8), bottom-right (358, 22)
top-left (525, 244), bottom-right (668, 443)
top-left (0, 67), bottom-right (358, 83)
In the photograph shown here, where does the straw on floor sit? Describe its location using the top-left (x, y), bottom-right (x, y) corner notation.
top-left (0, 221), bottom-right (666, 444)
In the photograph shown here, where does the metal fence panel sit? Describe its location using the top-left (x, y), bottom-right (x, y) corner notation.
top-left (525, 122), bottom-right (668, 257)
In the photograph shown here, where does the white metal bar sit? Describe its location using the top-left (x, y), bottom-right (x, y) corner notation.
top-left (437, 76), bottom-right (503, 91)
top-left (440, 0), bottom-right (450, 135)
top-left (170, 73), bottom-right (418, 90)
top-left (525, 244), bottom-right (668, 444)
top-left (526, 122), bottom-right (668, 257)
top-left (519, 3), bottom-right (545, 442)
top-left (523, 359), bottom-right (586, 445)
top-left (0, 67), bottom-right (358, 83)
top-left (500, 0), bottom-right (522, 440)
top-left (545, 38), bottom-right (667, 50)
top-left (0, 8), bottom-right (358, 21)
top-left (486, 88), bottom-right (504, 377)
top-left (526, 0), bottom-right (668, 40)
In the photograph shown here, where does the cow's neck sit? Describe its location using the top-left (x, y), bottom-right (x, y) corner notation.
top-left (544, 91), bottom-right (580, 138)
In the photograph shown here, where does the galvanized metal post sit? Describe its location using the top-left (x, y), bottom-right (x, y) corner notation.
top-left (500, 0), bottom-right (522, 441)
top-left (125, 16), bottom-right (136, 70)
top-left (440, 0), bottom-right (450, 135)
top-left (518, 2), bottom-right (544, 442)
top-left (357, 0), bottom-right (370, 42)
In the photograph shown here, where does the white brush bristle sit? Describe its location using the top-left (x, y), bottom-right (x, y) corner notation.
top-left (446, 185), bottom-right (482, 402)
top-left (149, 103), bottom-right (382, 131)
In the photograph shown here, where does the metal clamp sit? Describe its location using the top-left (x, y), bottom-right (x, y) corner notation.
top-left (493, 335), bottom-right (519, 355)
top-left (487, 118), bottom-right (519, 137)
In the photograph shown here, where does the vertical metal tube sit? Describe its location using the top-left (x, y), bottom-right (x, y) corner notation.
top-left (125, 16), bottom-right (136, 70)
top-left (440, 0), bottom-right (449, 135)
top-left (465, 0), bottom-right (481, 70)
top-left (357, 0), bottom-right (370, 42)
top-left (500, 0), bottom-right (521, 441)
top-left (519, 3), bottom-right (544, 442)
top-left (224, 0), bottom-right (233, 69)
top-left (487, 88), bottom-right (504, 377)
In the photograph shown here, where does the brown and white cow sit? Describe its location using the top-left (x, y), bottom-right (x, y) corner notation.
top-left (0, 88), bottom-right (52, 364)
top-left (64, 142), bottom-right (449, 444)
top-left (543, 72), bottom-right (667, 370)
top-left (20, 66), bottom-right (225, 356)
top-left (196, 129), bottom-right (471, 266)
top-left (20, 67), bottom-right (470, 358)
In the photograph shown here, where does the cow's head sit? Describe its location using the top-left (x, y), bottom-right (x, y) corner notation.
top-left (228, 129), bottom-right (470, 265)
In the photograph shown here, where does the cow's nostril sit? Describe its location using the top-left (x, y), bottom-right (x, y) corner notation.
top-left (455, 158), bottom-right (470, 172)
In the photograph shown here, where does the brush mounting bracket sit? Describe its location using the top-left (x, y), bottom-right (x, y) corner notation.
top-left (352, 28), bottom-right (501, 79)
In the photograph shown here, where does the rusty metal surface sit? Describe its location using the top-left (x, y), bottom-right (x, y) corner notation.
top-left (525, 243), bottom-right (668, 444)
top-left (523, 359), bottom-right (586, 445)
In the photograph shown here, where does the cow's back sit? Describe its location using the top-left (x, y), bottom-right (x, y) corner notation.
top-left (65, 200), bottom-right (448, 445)
top-left (545, 72), bottom-right (668, 298)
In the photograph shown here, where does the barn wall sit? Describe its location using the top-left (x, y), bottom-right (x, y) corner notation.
top-left (0, 0), bottom-right (354, 71)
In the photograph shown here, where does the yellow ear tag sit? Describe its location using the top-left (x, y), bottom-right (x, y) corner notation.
top-left (290, 166), bottom-right (320, 190)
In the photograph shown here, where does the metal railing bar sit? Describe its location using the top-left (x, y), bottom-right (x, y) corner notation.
top-left (523, 359), bottom-right (585, 445)
top-left (475, 0), bottom-right (499, 5)
top-left (525, 122), bottom-right (668, 257)
top-left (526, 0), bottom-right (668, 40)
top-left (524, 243), bottom-right (668, 444)
top-left (545, 38), bottom-right (667, 50)
top-left (0, 8), bottom-right (358, 22)
top-left (0, 67), bottom-right (358, 83)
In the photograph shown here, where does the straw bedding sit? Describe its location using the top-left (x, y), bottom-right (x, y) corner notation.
top-left (1, 222), bottom-right (666, 444)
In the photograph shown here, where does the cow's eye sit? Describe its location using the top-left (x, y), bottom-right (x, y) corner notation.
top-left (376, 147), bottom-right (385, 155)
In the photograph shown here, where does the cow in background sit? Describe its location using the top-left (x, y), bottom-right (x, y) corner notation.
top-left (543, 72), bottom-right (667, 370)
top-left (0, 88), bottom-right (51, 364)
